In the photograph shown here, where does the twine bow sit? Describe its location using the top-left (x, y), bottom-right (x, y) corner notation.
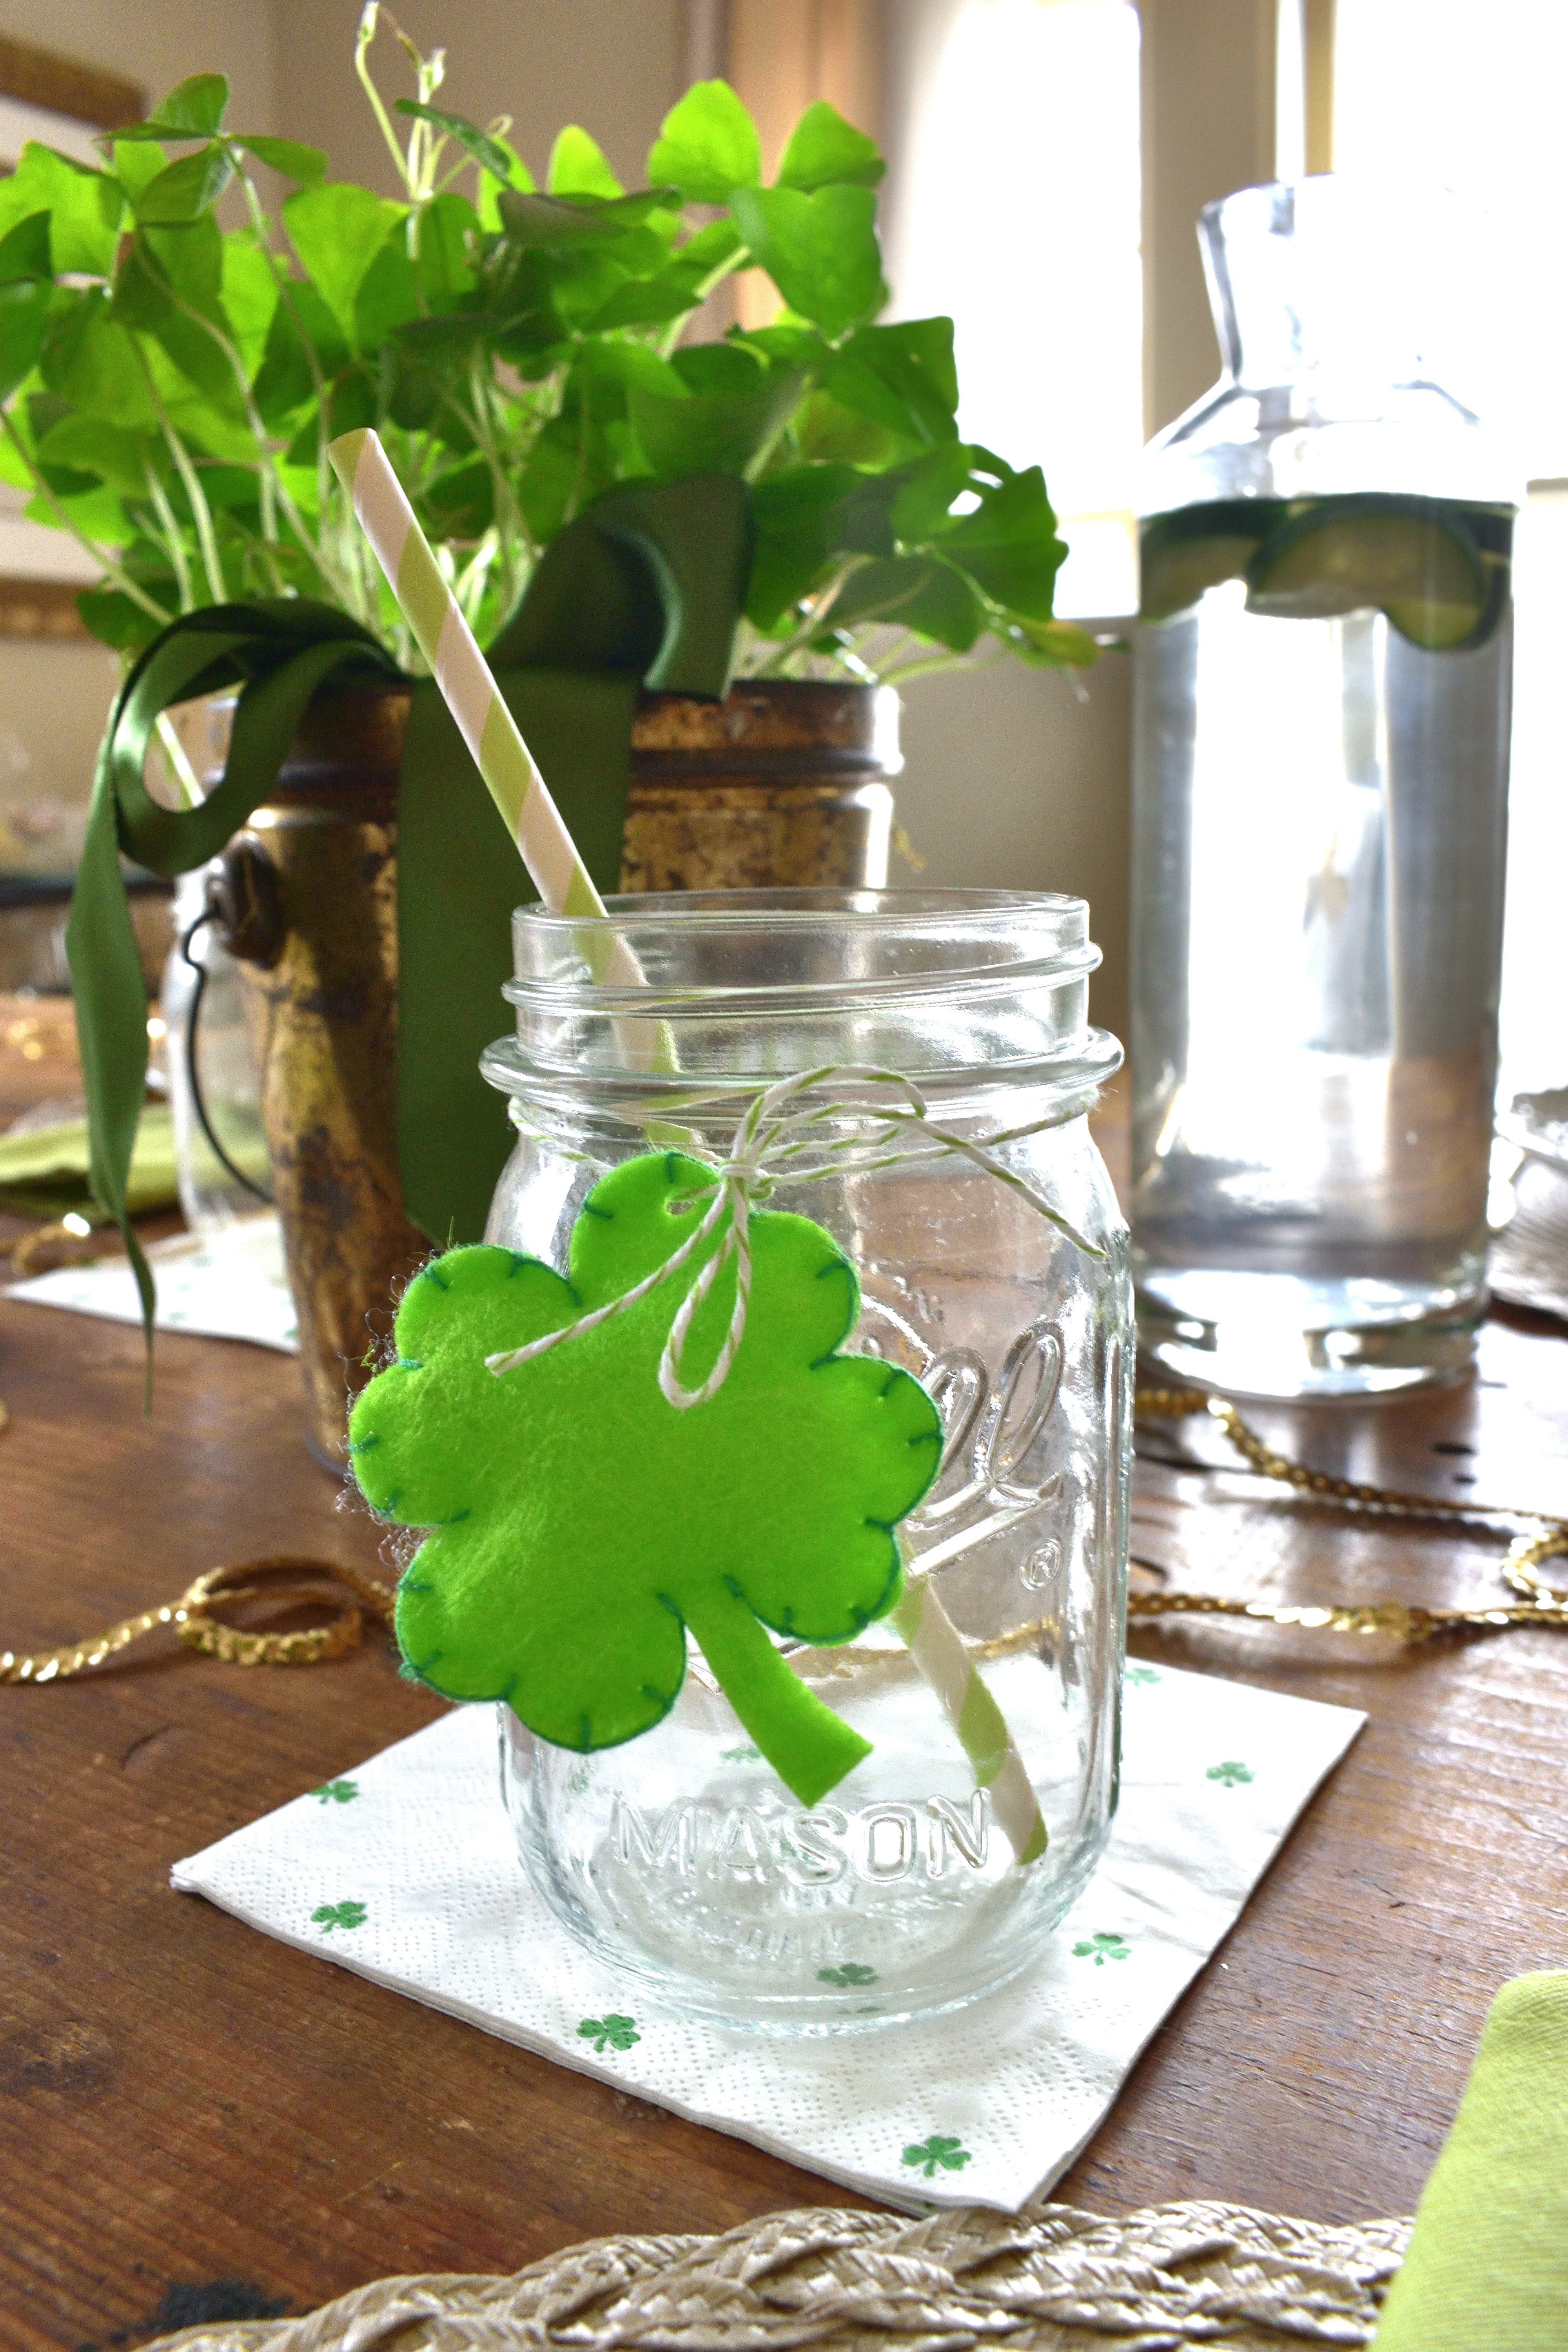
top-left (483, 1063), bottom-right (1102, 1408)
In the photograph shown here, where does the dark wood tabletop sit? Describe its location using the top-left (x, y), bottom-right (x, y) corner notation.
top-left (3, 1020), bottom-right (1568, 2349)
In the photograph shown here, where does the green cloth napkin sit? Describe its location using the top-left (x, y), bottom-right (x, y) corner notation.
top-left (1373, 1972), bottom-right (1568, 2349)
top-left (0, 1103), bottom-right (177, 1221)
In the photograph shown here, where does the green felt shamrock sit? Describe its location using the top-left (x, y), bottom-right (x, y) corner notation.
top-left (348, 1151), bottom-right (943, 1806)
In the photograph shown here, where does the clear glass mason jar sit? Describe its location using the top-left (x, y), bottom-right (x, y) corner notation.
top-left (479, 888), bottom-right (1131, 2031)
top-left (1132, 179), bottom-right (1516, 1397)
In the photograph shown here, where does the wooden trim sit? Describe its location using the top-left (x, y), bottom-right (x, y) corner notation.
top-left (0, 579), bottom-right (88, 640)
top-left (1139, 0), bottom-right (1281, 437)
top-left (1303, 0), bottom-right (1336, 174)
top-left (0, 35), bottom-right (143, 131)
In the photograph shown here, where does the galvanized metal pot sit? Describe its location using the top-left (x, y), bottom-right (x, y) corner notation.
top-left (205, 678), bottom-right (900, 1466)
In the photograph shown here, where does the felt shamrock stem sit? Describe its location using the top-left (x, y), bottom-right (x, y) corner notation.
top-left (682, 1583), bottom-right (872, 1807)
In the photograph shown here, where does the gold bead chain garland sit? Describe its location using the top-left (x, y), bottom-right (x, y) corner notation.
top-left (0, 1556), bottom-right (394, 1686)
top-left (0, 1388), bottom-right (1563, 1686)
top-left (1129, 1385), bottom-right (1568, 1641)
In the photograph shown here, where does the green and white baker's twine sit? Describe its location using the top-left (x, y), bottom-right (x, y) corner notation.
top-left (486, 1064), bottom-right (1101, 1407)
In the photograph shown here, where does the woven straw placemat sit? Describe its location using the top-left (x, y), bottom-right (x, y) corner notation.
top-left (146, 2198), bottom-right (1412, 2351)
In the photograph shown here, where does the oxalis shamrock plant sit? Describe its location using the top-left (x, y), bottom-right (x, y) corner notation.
top-left (0, 4), bottom-right (1093, 690)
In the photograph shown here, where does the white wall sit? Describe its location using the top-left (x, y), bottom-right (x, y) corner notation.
top-left (895, 659), bottom-right (1131, 1048)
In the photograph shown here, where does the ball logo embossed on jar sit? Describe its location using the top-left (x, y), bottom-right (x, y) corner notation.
top-left (857, 1304), bottom-right (1071, 1578)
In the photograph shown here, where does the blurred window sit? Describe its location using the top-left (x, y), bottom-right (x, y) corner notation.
top-left (882, 0), bottom-right (1143, 619)
top-left (1336, 0), bottom-right (1568, 1089)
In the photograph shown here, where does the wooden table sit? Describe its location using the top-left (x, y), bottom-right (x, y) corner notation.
top-left (3, 1040), bottom-right (1568, 2346)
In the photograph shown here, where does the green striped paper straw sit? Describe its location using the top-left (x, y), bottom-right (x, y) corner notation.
top-left (891, 1572), bottom-right (1049, 1864)
top-left (327, 426), bottom-right (644, 989)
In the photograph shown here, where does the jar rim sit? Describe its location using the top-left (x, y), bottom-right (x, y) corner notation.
top-left (512, 884), bottom-right (1093, 946)
top-left (503, 884), bottom-right (1103, 1023)
top-left (489, 885), bottom-right (1119, 1104)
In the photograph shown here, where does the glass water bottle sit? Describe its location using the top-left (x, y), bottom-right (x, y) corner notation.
top-left (1131, 178), bottom-right (1515, 1397)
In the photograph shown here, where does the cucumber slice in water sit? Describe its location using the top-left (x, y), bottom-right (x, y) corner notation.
top-left (1140, 534), bottom-right (1258, 621)
top-left (1140, 501), bottom-right (1276, 621)
top-left (1247, 503), bottom-right (1484, 647)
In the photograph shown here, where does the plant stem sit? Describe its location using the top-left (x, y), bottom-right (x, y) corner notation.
top-left (355, 4), bottom-right (416, 194)
top-left (142, 462), bottom-right (194, 611)
top-left (158, 422), bottom-right (227, 605)
top-left (154, 711), bottom-right (203, 811)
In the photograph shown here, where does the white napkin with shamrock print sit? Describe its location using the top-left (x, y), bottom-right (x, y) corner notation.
top-left (8, 1212), bottom-right (297, 1352)
top-left (171, 1659), bottom-right (1363, 2213)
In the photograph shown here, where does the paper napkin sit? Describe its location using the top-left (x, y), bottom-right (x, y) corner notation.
top-left (172, 1660), bottom-right (1362, 2212)
top-left (8, 1212), bottom-right (297, 1352)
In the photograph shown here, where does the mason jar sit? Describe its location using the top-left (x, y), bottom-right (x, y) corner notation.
top-left (481, 888), bottom-right (1131, 2031)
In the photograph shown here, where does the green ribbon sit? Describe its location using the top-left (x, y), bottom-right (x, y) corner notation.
top-left (65, 473), bottom-right (750, 1352)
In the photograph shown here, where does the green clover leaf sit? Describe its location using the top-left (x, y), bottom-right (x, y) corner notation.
top-left (312, 1900), bottom-right (367, 1933)
top-left (817, 1962), bottom-right (878, 1987)
top-left (350, 1153), bottom-right (942, 1807)
top-left (901, 2134), bottom-right (971, 2179)
top-left (1124, 1664), bottom-right (1160, 1686)
top-left (1073, 1931), bottom-right (1129, 1965)
top-left (1207, 1760), bottom-right (1255, 1787)
top-left (311, 1779), bottom-right (359, 1804)
top-left (579, 2013), bottom-right (640, 2053)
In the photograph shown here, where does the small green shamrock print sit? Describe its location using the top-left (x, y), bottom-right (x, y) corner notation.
top-left (1073, 1931), bottom-right (1130, 1965)
top-left (817, 1962), bottom-right (878, 1987)
top-left (1124, 1664), bottom-right (1160, 1686)
top-left (312, 1900), bottom-right (367, 1933)
top-left (721, 1744), bottom-right (763, 1763)
top-left (579, 2013), bottom-right (641, 2054)
top-left (311, 1779), bottom-right (359, 1804)
top-left (902, 2134), bottom-right (972, 2180)
top-left (1207, 1760), bottom-right (1255, 1787)
top-left (348, 1154), bottom-right (942, 1808)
